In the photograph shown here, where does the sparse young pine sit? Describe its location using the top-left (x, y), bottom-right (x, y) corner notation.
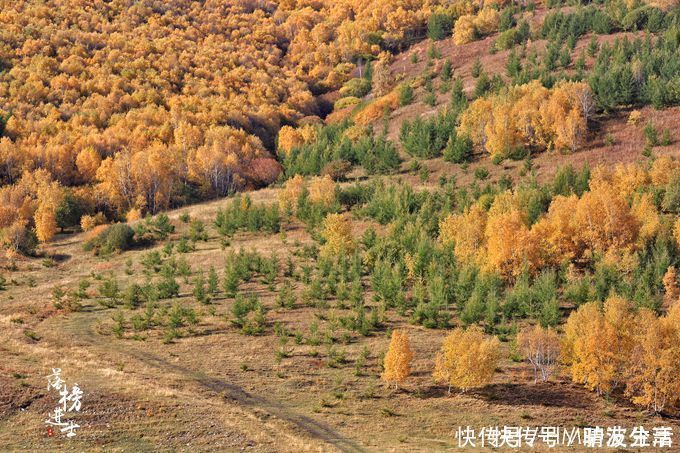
top-left (517, 325), bottom-right (560, 383)
top-left (208, 266), bottom-right (219, 295)
top-left (193, 273), bottom-right (209, 304)
top-left (381, 330), bottom-right (414, 389)
top-left (398, 84), bottom-right (414, 106)
top-left (433, 327), bottom-right (500, 393)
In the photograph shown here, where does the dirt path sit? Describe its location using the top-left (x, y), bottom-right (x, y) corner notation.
top-left (51, 311), bottom-right (364, 453)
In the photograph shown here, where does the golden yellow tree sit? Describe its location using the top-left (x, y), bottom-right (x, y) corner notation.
top-left (439, 204), bottom-right (487, 266)
top-left (532, 194), bottom-right (582, 265)
top-left (473, 7), bottom-right (500, 36)
top-left (649, 156), bottom-right (680, 186)
top-left (321, 213), bottom-right (355, 257)
top-left (517, 325), bottom-right (561, 383)
top-left (485, 101), bottom-right (523, 159)
top-left (625, 306), bottom-right (680, 413)
top-left (278, 174), bottom-right (306, 212)
top-left (381, 330), bottom-right (414, 389)
top-left (457, 97), bottom-right (493, 150)
top-left (453, 15), bottom-right (476, 45)
top-left (572, 180), bottom-right (639, 257)
top-left (484, 195), bottom-right (539, 277)
top-left (278, 125), bottom-right (304, 155)
top-left (34, 178), bottom-right (65, 243)
top-left (433, 327), bottom-right (501, 393)
top-left (631, 193), bottom-right (660, 247)
top-left (541, 82), bottom-right (591, 152)
top-left (308, 175), bottom-right (336, 207)
top-left (75, 147), bottom-right (102, 183)
top-left (562, 296), bottom-right (635, 395)
top-left (80, 212), bottom-right (107, 232)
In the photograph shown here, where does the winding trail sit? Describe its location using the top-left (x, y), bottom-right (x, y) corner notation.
top-left (54, 311), bottom-right (364, 453)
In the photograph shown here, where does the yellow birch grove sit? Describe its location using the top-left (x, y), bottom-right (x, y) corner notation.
top-left (381, 330), bottom-right (414, 389)
top-left (433, 327), bottom-right (500, 393)
top-left (0, 0), bottom-right (446, 241)
top-left (458, 81), bottom-right (592, 158)
top-left (439, 167), bottom-right (648, 280)
top-left (562, 296), bottom-right (635, 395)
top-left (625, 305), bottom-right (680, 413)
top-left (562, 295), bottom-right (680, 413)
top-left (0, 169), bottom-right (65, 246)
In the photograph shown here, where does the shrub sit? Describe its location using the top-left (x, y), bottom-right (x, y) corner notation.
top-left (84, 223), bottom-right (135, 255)
top-left (339, 78), bottom-right (372, 98)
top-left (440, 59), bottom-right (453, 81)
top-left (321, 160), bottom-right (352, 181)
top-left (424, 91), bottom-right (436, 106)
top-left (473, 167), bottom-right (489, 180)
top-left (398, 84), bottom-right (414, 106)
top-left (80, 212), bottom-right (107, 231)
top-left (334, 96), bottom-right (361, 110)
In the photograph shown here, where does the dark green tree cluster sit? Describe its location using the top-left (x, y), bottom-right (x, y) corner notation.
top-left (399, 108), bottom-right (458, 158)
top-left (281, 121), bottom-right (400, 178)
top-left (214, 195), bottom-right (280, 237)
top-left (428, 12), bottom-right (453, 40)
top-left (590, 30), bottom-right (680, 110)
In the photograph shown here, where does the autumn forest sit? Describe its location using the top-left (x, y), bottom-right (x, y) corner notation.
top-left (1, 0), bottom-right (680, 449)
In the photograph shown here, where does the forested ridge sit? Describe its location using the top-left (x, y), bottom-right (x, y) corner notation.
top-left (0, 0), bottom-right (440, 250)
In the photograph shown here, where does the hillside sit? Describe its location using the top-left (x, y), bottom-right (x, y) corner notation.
top-left (2, 0), bottom-right (680, 450)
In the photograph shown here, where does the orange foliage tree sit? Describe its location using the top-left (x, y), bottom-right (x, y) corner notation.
top-left (562, 296), bottom-right (635, 395)
top-left (381, 330), bottom-right (414, 389)
top-left (625, 305), bottom-right (680, 413)
top-left (458, 81), bottom-right (592, 158)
